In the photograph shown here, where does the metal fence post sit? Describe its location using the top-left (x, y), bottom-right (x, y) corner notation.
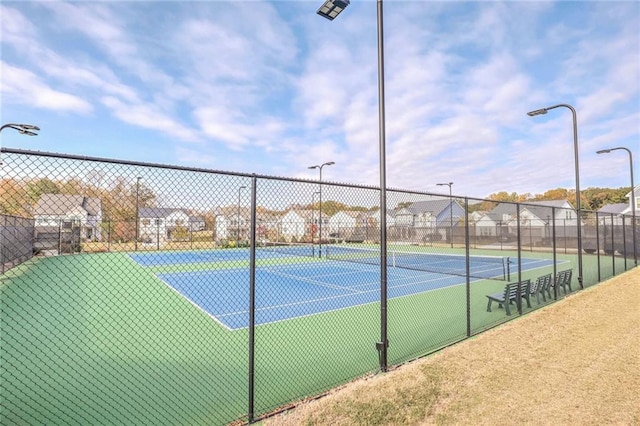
top-left (516, 204), bottom-right (522, 314)
top-left (248, 176), bottom-right (257, 423)
top-left (464, 198), bottom-right (471, 337)
top-left (596, 212), bottom-right (601, 281)
top-left (611, 213), bottom-right (615, 275)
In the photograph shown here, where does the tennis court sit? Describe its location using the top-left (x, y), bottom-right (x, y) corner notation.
top-left (129, 245), bottom-right (559, 330)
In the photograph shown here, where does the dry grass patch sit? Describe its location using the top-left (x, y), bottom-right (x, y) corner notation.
top-left (264, 268), bottom-right (640, 426)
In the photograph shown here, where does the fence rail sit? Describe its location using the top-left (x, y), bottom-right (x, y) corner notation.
top-left (0, 148), bottom-right (637, 425)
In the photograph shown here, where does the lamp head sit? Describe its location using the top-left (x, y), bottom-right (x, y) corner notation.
top-left (19, 129), bottom-right (38, 136)
top-left (596, 149), bottom-right (611, 154)
top-left (18, 124), bottom-right (40, 131)
top-left (527, 108), bottom-right (548, 117)
top-left (316, 0), bottom-right (350, 20)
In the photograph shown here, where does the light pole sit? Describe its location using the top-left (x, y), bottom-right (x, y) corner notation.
top-left (317, 0), bottom-right (389, 371)
top-left (0, 123), bottom-right (40, 165)
top-left (237, 186), bottom-right (246, 246)
top-left (311, 191), bottom-right (321, 255)
top-left (437, 182), bottom-right (454, 248)
top-left (308, 162), bottom-right (335, 257)
top-left (597, 147), bottom-right (636, 266)
top-left (528, 104), bottom-right (583, 289)
top-left (135, 177), bottom-right (141, 251)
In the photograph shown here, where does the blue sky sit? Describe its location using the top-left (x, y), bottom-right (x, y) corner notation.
top-left (1, 1), bottom-right (638, 199)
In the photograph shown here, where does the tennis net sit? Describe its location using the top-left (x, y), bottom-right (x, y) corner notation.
top-left (324, 245), bottom-right (510, 281)
top-left (259, 242), bottom-right (317, 258)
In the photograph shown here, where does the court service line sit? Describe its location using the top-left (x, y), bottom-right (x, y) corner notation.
top-left (261, 268), bottom-right (369, 294)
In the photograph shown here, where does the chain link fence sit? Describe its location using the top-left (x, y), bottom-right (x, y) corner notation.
top-left (1, 148), bottom-right (637, 424)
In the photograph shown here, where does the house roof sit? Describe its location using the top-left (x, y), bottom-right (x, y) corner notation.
top-left (332, 210), bottom-right (362, 219)
top-left (597, 203), bottom-right (628, 214)
top-left (488, 200), bottom-right (574, 222)
top-left (139, 207), bottom-right (187, 218)
top-left (34, 194), bottom-right (102, 217)
top-left (625, 185), bottom-right (640, 198)
top-left (405, 199), bottom-right (457, 216)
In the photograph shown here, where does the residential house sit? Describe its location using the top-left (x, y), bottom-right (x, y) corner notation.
top-left (623, 185), bottom-right (640, 214)
top-left (139, 207), bottom-right (204, 244)
top-left (488, 200), bottom-right (578, 242)
top-left (393, 199), bottom-right (465, 242)
top-left (357, 209), bottom-right (395, 242)
top-left (278, 209), bottom-right (329, 241)
top-left (596, 203), bottom-right (628, 225)
top-left (469, 211), bottom-right (497, 237)
top-left (214, 206), bottom-right (251, 241)
top-left (189, 216), bottom-right (206, 232)
top-left (327, 210), bottom-right (361, 240)
top-left (33, 193), bottom-right (103, 242)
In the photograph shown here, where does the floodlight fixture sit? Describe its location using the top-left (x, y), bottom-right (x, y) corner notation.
top-left (316, 0), bottom-right (350, 20)
top-left (526, 108), bottom-right (548, 117)
top-left (1, 123), bottom-right (40, 135)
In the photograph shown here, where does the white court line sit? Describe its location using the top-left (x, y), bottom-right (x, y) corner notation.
top-left (154, 275), bottom-right (233, 331)
top-left (261, 267), bottom-right (368, 294)
top-left (218, 273), bottom-right (454, 319)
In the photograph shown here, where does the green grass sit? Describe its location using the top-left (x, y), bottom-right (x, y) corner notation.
top-left (0, 249), bottom-right (633, 424)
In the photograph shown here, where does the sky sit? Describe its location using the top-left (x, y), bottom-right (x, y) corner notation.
top-left (1, 1), bottom-right (639, 200)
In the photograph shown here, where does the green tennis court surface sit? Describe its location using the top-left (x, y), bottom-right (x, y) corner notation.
top-left (1, 249), bottom-right (574, 424)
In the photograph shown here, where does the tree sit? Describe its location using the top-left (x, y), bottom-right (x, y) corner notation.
top-left (25, 178), bottom-right (60, 205)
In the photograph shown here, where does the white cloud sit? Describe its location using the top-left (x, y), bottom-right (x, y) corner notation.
top-left (1, 62), bottom-right (93, 113)
top-left (101, 96), bottom-right (199, 142)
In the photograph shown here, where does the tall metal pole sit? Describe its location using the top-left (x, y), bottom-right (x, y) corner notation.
top-left (311, 191), bottom-right (320, 256)
top-left (135, 177), bottom-right (141, 251)
top-left (437, 182), bottom-right (454, 248)
top-left (528, 104), bottom-right (583, 289)
top-left (597, 147), bottom-right (636, 266)
top-left (247, 177), bottom-right (257, 423)
top-left (319, 166), bottom-right (324, 256)
top-left (308, 162), bottom-right (334, 257)
top-left (238, 185), bottom-right (246, 245)
top-left (315, 0), bottom-right (388, 371)
top-left (377, 0), bottom-right (389, 372)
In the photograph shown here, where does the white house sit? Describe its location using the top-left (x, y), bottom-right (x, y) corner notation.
top-left (489, 200), bottom-right (580, 242)
top-left (215, 207), bottom-right (250, 241)
top-left (327, 211), bottom-right (361, 239)
top-left (469, 211), bottom-right (497, 237)
top-left (139, 208), bottom-right (200, 244)
top-left (33, 194), bottom-right (103, 241)
top-left (622, 185), bottom-right (640, 214)
top-left (278, 209), bottom-right (328, 241)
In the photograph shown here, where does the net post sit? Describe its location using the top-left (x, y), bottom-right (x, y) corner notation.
top-left (505, 257), bottom-right (511, 281)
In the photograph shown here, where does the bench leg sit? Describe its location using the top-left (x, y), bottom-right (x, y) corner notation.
top-left (487, 298), bottom-right (493, 312)
top-left (504, 302), bottom-right (511, 316)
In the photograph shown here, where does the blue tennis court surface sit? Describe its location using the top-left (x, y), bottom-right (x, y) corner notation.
top-left (158, 263), bottom-right (463, 329)
top-left (128, 250), bottom-right (560, 330)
